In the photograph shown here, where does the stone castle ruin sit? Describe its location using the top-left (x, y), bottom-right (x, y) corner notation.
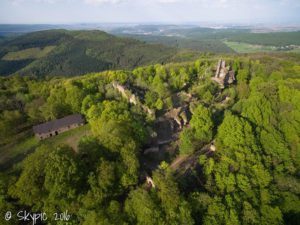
top-left (112, 82), bottom-right (154, 115)
top-left (164, 106), bottom-right (188, 130)
top-left (211, 59), bottom-right (235, 88)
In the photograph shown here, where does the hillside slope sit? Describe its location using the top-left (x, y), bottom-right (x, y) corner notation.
top-left (0, 29), bottom-right (176, 76)
top-left (1, 53), bottom-right (299, 225)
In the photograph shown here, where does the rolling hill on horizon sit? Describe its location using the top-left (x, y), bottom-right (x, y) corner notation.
top-left (112, 25), bottom-right (300, 53)
top-left (0, 29), bottom-right (177, 77)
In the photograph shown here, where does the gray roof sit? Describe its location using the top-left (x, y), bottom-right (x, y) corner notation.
top-left (33, 114), bottom-right (84, 134)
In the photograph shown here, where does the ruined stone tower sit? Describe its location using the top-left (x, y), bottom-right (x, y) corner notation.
top-left (212, 59), bottom-right (235, 88)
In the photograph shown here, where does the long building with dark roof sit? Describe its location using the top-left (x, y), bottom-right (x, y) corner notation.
top-left (33, 114), bottom-right (85, 140)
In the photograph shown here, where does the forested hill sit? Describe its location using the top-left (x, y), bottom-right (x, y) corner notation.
top-left (0, 29), bottom-right (176, 77)
top-left (0, 53), bottom-right (299, 225)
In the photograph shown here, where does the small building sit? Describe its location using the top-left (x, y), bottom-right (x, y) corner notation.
top-left (33, 114), bottom-right (85, 140)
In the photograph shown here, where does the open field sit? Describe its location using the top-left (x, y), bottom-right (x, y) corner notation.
top-left (224, 41), bottom-right (275, 53)
top-left (290, 47), bottom-right (300, 53)
top-left (42, 124), bottom-right (91, 151)
top-left (0, 124), bottom-right (91, 170)
top-left (224, 41), bottom-right (300, 53)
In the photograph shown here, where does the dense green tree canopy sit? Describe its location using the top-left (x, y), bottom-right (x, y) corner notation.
top-left (1, 54), bottom-right (299, 225)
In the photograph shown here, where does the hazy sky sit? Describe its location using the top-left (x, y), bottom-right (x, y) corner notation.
top-left (0, 0), bottom-right (300, 24)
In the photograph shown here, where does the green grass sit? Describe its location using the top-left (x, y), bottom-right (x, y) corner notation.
top-left (0, 124), bottom-right (91, 170)
top-left (290, 47), bottom-right (300, 53)
top-left (0, 136), bottom-right (39, 170)
top-left (224, 41), bottom-right (276, 53)
top-left (224, 41), bottom-right (300, 54)
top-left (2, 45), bottom-right (56, 61)
top-left (42, 124), bottom-right (91, 151)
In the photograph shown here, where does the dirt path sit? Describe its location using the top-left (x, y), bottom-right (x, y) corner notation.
top-left (170, 144), bottom-right (211, 173)
top-left (170, 155), bottom-right (188, 170)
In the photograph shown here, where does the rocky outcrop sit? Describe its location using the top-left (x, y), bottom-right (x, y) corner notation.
top-left (112, 82), bottom-right (154, 115)
top-left (212, 60), bottom-right (235, 88)
top-left (165, 106), bottom-right (188, 129)
top-left (146, 176), bottom-right (155, 188)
